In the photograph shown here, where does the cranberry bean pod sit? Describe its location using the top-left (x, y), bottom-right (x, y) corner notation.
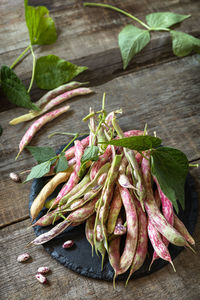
top-left (30, 168), bottom-right (73, 220)
top-left (67, 183), bottom-right (103, 212)
top-left (60, 162), bottom-right (111, 208)
top-left (29, 219), bottom-right (72, 245)
top-left (30, 196), bottom-right (99, 245)
top-left (115, 186), bottom-right (138, 278)
top-left (52, 140), bottom-right (84, 207)
top-left (174, 214), bottom-right (195, 245)
top-left (89, 107), bottom-right (97, 146)
top-left (100, 154), bottom-right (122, 249)
top-left (85, 214), bottom-right (96, 254)
top-left (154, 179), bottom-right (174, 261)
top-left (35, 82), bottom-right (89, 108)
top-left (126, 196), bottom-right (148, 285)
top-left (148, 219), bottom-right (176, 271)
top-left (108, 236), bottom-right (121, 288)
top-left (154, 176), bottom-right (174, 227)
top-left (112, 117), bottom-right (146, 210)
top-left (64, 136), bottom-right (90, 161)
top-left (42, 88), bottom-right (93, 115)
top-left (66, 196), bottom-right (99, 223)
top-left (107, 184), bottom-right (122, 234)
top-left (90, 145), bottom-right (112, 180)
top-left (150, 189), bottom-right (162, 265)
top-left (11, 88), bottom-right (93, 125)
top-left (57, 171), bottom-right (91, 206)
top-left (33, 168), bottom-right (97, 225)
top-left (96, 240), bottom-right (106, 270)
top-left (141, 156), bottom-right (187, 247)
top-left (16, 105), bottom-right (70, 158)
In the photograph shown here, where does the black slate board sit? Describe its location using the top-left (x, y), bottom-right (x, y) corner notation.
top-left (29, 142), bottom-right (198, 282)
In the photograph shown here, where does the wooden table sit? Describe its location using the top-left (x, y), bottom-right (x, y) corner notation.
top-left (0, 1), bottom-right (200, 299)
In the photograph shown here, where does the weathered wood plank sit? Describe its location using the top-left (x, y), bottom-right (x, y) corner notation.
top-left (0, 165), bottom-right (199, 300)
top-left (0, 55), bottom-right (200, 227)
top-left (0, 0), bottom-right (200, 112)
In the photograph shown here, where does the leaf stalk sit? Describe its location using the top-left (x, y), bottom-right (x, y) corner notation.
top-left (84, 2), bottom-right (150, 30)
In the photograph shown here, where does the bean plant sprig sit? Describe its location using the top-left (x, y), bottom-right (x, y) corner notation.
top-left (25, 133), bottom-right (80, 182)
top-left (0, 0), bottom-right (88, 110)
top-left (84, 2), bottom-right (200, 69)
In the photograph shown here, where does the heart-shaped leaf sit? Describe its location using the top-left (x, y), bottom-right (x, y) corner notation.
top-left (24, 0), bottom-right (57, 45)
top-left (171, 30), bottom-right (200, 57)
top-left (151, 147), bottom-right (189, 212)
top-left (0, 65), bottom-right (39, 111)
top-left (146, 12), bottom-right (190, 29)
top-left (35, 55), bottom-right (88, 90)
top-left (118, 25), bottom-right (150, 69)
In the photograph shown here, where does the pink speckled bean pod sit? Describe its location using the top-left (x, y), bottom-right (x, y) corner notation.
top-left (35, 82), bottom-right (88, 109)
top-left (114, 186), bottom-right (138, 279)
top-left (148, 219), bottom-right (176, 271)
top-left (85, 214), bottom-right (96, 254)
top-left (107, 184), bottom-right (123, 234)
top-left (52, 140), bottom-right (84, 207)
top-left (156, 182), bottom-right (174, 253)
top-left (30, 196), bottom-right (99, 245)
top-left (10, 83), bottom-right (89, 125)
top-left (89, 107), bottom-right (97, 146)
top-left (125, 196), bottom-right (148, 285)
top-left (108, 235), bottom-right (121, 288)
top-left (16, 105), bottom-right (70, 158)
top-left (173, 214), bottom-right (195, 245)
top-left (90, 145), bottom-right (112, 180)
top-left (42, 88), bottom-right (92, 115)
top-left (64, 136), bottom-right (90, 161)
top-left (141, 155), bottom-right (187, 247)
top-left (150, 189), bottom-right (162, 266)
top-left (154, 176), bottom-right (174, 228)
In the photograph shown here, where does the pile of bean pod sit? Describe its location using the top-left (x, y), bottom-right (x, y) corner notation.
top-left (29, 105), bottom-right (195, 286)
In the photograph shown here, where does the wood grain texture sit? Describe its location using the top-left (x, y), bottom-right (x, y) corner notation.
top-left (0, 0), bottom-right (200, 111)
top-left (0, 0), bottom-right (200, 298)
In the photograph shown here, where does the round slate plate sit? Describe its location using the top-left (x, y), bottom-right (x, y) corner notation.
top-left (29, 143), bottom-right (198, 282)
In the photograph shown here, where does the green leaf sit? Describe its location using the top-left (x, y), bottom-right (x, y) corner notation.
top-left (26, 146), bottom-right (56, 163)
top-left (171, 30), bottom-right (200, 57)
top-left (0, 65), bottom-right (39, 111)
top-left (100, 135), bottom-right (162, 151)
top-left (24, 0), bottom-right (57, 45)
top-left (151, 147), bottom-right (189, 212)
top-left (35, 55), bottom-right (88, 90)
top-left (0, 125), bottom-right (2, 136)
top-left (81, 146), bottom-right (99, 163)
top-left (55, 152), bottom-right (69, 173)
top-left (146, 12), bottom-right (190, 29)
top-left (25, 160), bottom-right (51, 182)
top-left (118, 25), bottom-right (150, 69)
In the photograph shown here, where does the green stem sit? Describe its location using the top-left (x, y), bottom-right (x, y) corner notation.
top-left (149, 27), bottom-right (170, 32)
top-left (84, 2), bottom-right (150, 30)
top-left (48, 131), bottom-right (89, 139)
top-left (27, 45), bottom-right (36, 93)
top-left (61, 133), bottom-right (79, 153)
top-left (189, 163), bottom-right (199, 168)
top-left (10, 45), bottom-right (31, 69)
